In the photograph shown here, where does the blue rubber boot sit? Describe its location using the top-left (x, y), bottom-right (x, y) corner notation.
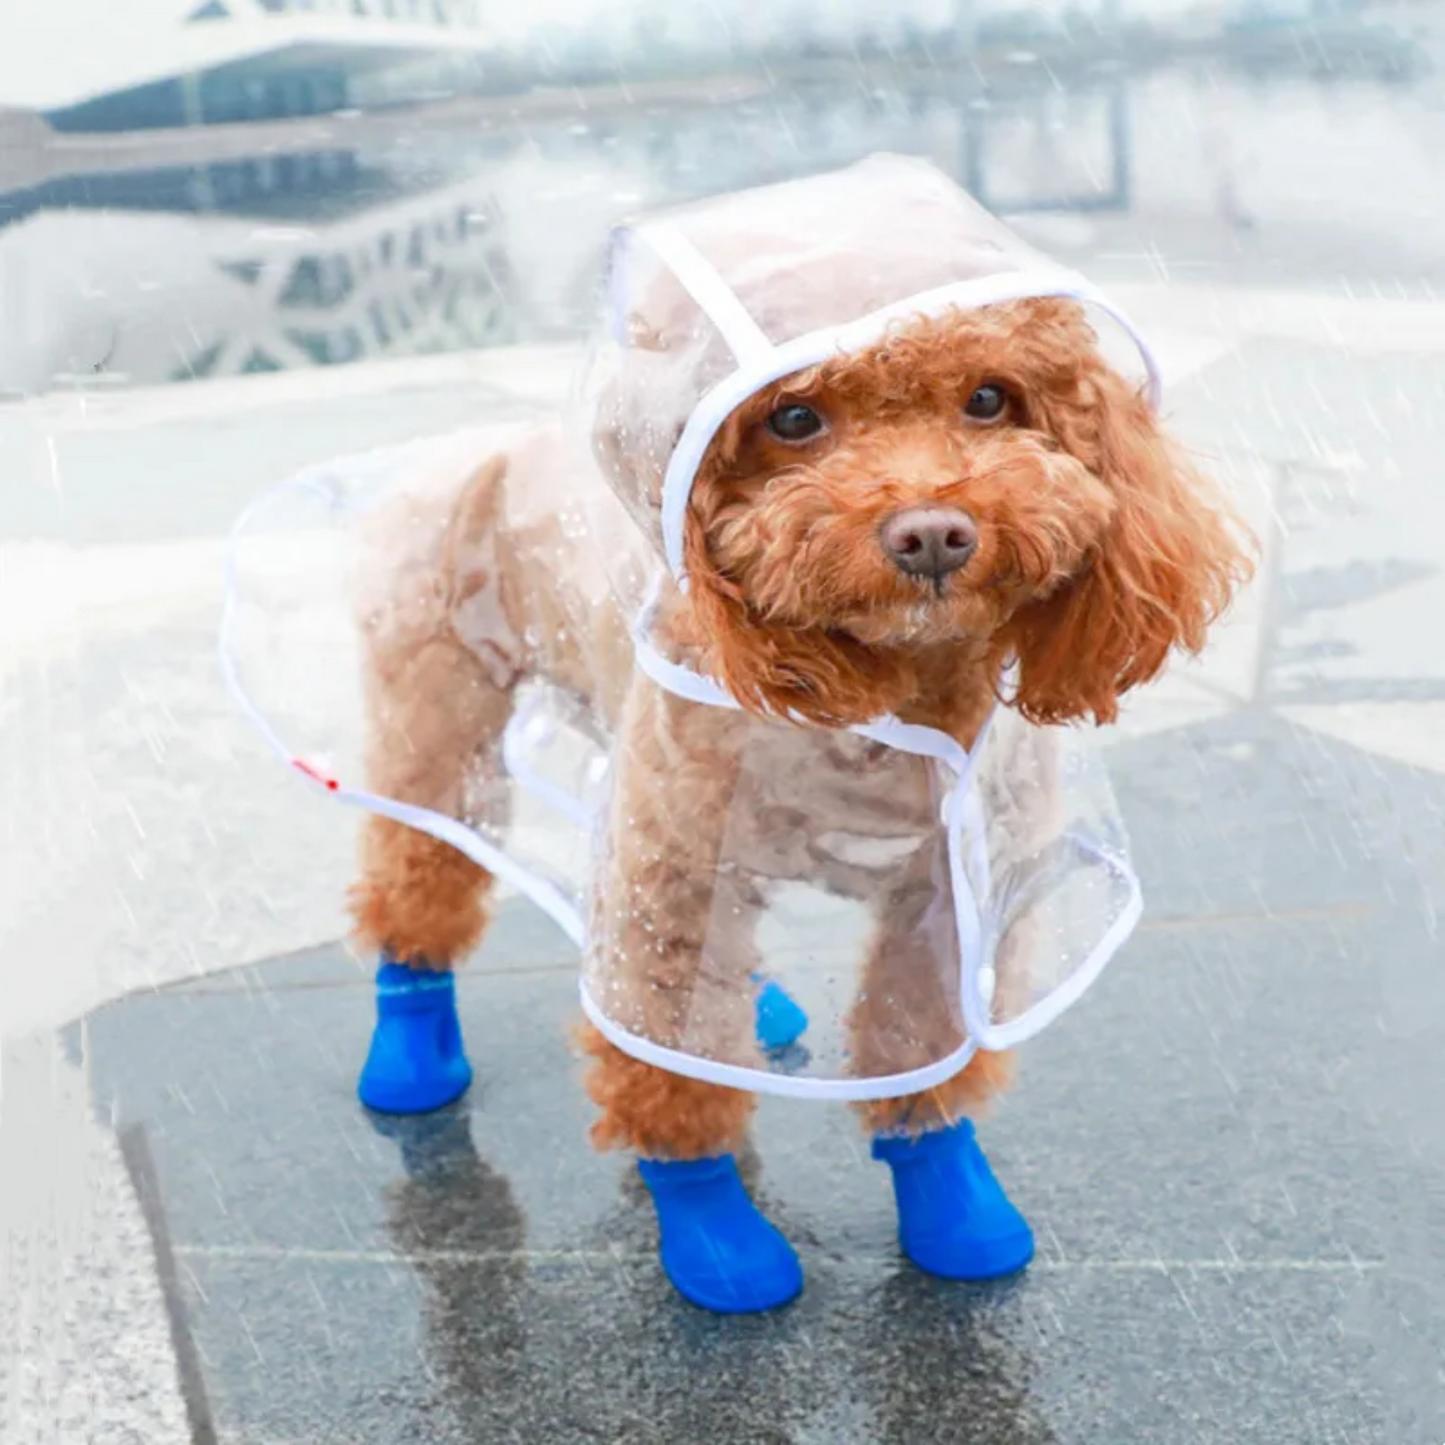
top-left (638, 1154), bottom-right (804, 1314)
top-left (752, 975), bottom-right (809, 1052)
top-left (872, 1120), bottom-right (1034, 1280)
top-left (358, 962), bottom-right (473, 1115)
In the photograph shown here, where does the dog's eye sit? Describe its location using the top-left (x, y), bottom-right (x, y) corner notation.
top-left (766, 403), bottom-right (825, 442)
top-left (963, 384), bottom-right (1010, 423)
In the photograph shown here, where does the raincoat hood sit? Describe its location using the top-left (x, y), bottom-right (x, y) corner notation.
top-left (588, 153), bottom-right (1160, 581)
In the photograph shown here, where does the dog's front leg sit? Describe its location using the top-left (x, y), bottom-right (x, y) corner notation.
top-left (581, 680), bottom-right (802, 1312)
top-left (849, 856), bottom-right (1034, 1283)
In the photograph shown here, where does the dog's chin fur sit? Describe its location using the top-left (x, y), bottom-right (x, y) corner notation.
top-left (668, 297), bottom-right (1253, 732)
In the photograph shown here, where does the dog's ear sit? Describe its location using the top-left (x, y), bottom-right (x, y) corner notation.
top-left (1004, 376), bottom-right (1254, 726)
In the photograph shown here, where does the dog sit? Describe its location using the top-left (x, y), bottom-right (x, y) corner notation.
top-left (294, 157), bottom-right (1252, 1312)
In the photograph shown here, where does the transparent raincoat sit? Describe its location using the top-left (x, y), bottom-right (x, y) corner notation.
top-left (223, 155), bottom-right (1153, 1102)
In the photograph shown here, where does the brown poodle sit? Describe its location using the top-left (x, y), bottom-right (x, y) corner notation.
top-left (335, 165), bottom-right (1251, 1312)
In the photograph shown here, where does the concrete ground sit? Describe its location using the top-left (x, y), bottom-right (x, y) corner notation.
top-left (5, 284), bottom-right (1445, 1443)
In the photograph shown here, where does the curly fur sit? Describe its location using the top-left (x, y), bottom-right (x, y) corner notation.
top-left (579, 1024), bottom-right (757, 1157)
top-left (352, 296), bottom-right (1253, 1161)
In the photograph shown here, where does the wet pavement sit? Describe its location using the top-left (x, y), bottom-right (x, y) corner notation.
top-left (69, 707), bottom-right (1442, 1444)
top-left (17, 318), bottom-right (1443, 1443)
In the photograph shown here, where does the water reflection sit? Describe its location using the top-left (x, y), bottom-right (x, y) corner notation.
top-left (372, 1106), bottom-right (1058, 1440)
top-left (371, 1107), bottom-right (531, 1441)
top-left (851, 1271), bottom-right (1058, 1445)
top-left (0, 19), bottom-right (1438, 395)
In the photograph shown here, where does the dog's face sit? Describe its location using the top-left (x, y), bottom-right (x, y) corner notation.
top-left (681, 298), bottom-right (1251, 727)
top-left (692, 301), bottom-right (1117, 651)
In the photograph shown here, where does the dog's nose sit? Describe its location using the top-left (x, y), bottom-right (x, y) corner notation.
top-left (879, 507), bottom-right (979, 581)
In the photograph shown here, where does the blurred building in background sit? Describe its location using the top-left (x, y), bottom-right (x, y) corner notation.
top-left (0, 0), bottom-right (1434, 393)
top-left (0, 0), bottom-right (506, 131)
top-left (0, 0), bottom-right (1412, 133)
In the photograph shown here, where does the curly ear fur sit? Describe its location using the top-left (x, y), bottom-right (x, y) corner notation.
top-left (1003, 377), bottom-right (1254, 726)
